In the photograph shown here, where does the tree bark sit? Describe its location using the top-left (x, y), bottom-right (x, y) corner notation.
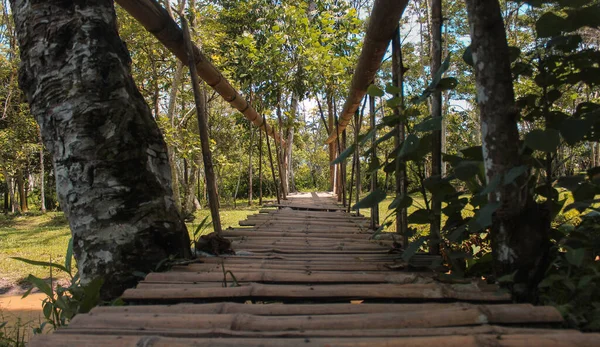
top-left (465, 0), bottom-right (549, 301)
top-left (276, 99), bottom-right (289, 198)
top-left (429, 0), bottom-right (442, 255)
top-left (16, 168), bottom-right (27, 213)
top-left (39, 129), bottom-right (46, 213)
top-left (327, 92), bottom-right (337, 192)
top-left (248, 124), bottom-right (254, 205)
top-left (12, 0), bottom-right (192, 299)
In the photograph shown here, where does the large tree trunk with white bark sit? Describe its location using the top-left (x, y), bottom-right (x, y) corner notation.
top-left (11, 0), bottom-right (192, 299)
top-left (465, 0), bottom-right (549, 301)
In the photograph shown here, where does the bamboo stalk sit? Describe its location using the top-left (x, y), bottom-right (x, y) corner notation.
top-left (325, 0), bottom-right (409, 144)
top-left (115, 0), bottom-right (283, 144)
top-left (181, 16), bottom-right (221, 233)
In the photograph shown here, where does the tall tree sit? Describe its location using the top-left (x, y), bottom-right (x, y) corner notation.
top-left (464, 0), bottom-right (549, 300)
top-left (429, 0), bottom-right (442, 255)
top-left (11, 0), bottom-right (192, 298)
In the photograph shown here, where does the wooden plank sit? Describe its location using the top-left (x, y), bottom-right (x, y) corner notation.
top-left (29, 333), bottom-right (600, 347)
top-left (122, 283), bottom-right (510, 302)
top-left (64, 306), bottom-right (561, 332)
top-left (54, 326), bottom-right (578, 339)
top-left (90, 303), bottom-right (563, 323)
top-left (142, 271), bottom-right (423, 284)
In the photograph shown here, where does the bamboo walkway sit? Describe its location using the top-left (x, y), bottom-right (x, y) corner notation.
top-left (31, 192), bottom-right (600, 346)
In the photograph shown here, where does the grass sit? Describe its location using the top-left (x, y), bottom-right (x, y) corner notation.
top-left (0, 201), bottom-right (264, 287)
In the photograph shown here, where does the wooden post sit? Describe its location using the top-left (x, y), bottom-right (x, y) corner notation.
top-left (264, 115), bottom-right (280, 205)
top-left (392, 27), bottom-right (408, 245)
top-left (248, 124), bottom-right (254, 206)
top-left (335, 114), bottom-right (346, 207)
top-left (258, 122), bottom-right (263, 205)
top-left (369, 94), bottom-right (379, 229)
top-left (274, 124), bottom-right (287, 201)
top-left (182, 16), bottom-right (221, 233)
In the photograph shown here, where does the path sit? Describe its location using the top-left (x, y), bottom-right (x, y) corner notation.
top-left (29, 193), bottom-right (600, 346)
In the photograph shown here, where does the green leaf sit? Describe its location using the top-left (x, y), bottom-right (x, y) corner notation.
top-left (374, 129), bottom-right (396, 147)
top-left (389, 194), bottom-right (413, 210)
top-left (473, 202), bottom-right (501, 230)
top-left (525, 129), bottom-right (561, 152)
top-left (397, 134), bottom-right (420, 159)
top-left (462, 45), bottom-right (474, 67)
top-left (560, 118), bottom-right (593, 145)
top-left (536, 12), bottom-right (566, 38)
top-left (26, 274), bottom-right (53, 297)
top-left (332, 143), bottom-right (356, 165)
top-left (194, 216), bottom-right (211, 237)
top-left (367, 84), bottom-right (384, 97)
top-left (460, 146), bottom-right (483, 161)
top-left (42, 301), bottom-right (52, 320)
top-left (358, 128), bottom-right (376, 146)
top-left (402, 236), bottom-right (427, 262)
top-left (503, 165), bottom-right (528, 186)
top-left (556, 175), bottom-right (586, 191)
top-left (480, 175), bottom-right (502, 196)
top-left (65, 237), bottom-right (73, 277)
top-left (11, 257), bottom-right (69, 274)
top-left (386, 96), bottom-right (403, 108)
top-left (454, 161), bottom-right (480, 181)
top-left (435, 77), bottom-right (458, 91)
top-left (414, 117), bottom-right (442, 133)
top-left (352, 189), bottom-right (386, 210)
top-left (508, 46), bottom-right (521, 63)
top-left (79, 277), bottom-right (104, 313)
top-left (565, 247), bottom-right (585, 267)
top-left (385, 83), bottom-right (402, 94)
top-left (408, 209), bottom-right (431, 224)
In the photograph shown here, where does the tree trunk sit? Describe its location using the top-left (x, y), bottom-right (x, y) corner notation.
top-left (16, 168), bottom-right (27, 213)
top-left (429, 0), bottom-right (442, 255)
top-left (327, 92), bottom-right (337, 193)
top-left (12, 0), bottom-right (191, 299)
top-left (259, 122), bottom-right (263, 205)
top-left (248, 124), bottom-right (254, 205)
top-left (39, 130), bottom-right (46, 213)
top-left (276, 95), bottom-right (288, 198)
top-left (465, 0), bottom-right (549, 301)
top-left (165, 64), bottom-right (184, 212)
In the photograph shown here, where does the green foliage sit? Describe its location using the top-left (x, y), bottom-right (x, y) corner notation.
top-left (539, 212), bottom-right (600, 330)
top-left (11, 238), bottom-right (103, 330)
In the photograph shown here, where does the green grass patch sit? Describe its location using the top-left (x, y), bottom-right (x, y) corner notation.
top-left (0, 202), bottom-right (264, 286)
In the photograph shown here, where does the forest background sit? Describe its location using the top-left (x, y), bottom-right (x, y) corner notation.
top-left (1, 0), bottom-right (600, 333)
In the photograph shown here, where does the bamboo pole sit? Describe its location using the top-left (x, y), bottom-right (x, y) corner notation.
top-left (263, 115), bottom-right (280, 205)
top-left (392, 28), bottom-right (408, 244)
top-left (115, 0), bottom-right (283, 144)
top-left (325, 0), bottom-right (409, 144)
top-left (181, 16), bottom-right (221, 233)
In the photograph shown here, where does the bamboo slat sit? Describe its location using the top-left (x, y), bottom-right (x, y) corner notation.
top-left (122, 282), bottom-right (510, 302)
top-left (29, 333), bottom-right (600, 347)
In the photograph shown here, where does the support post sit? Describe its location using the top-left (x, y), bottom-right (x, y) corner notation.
top-left (264, 115), bottom-right (280, 205)
top-left (369, 94), bottom-right (379, 229)
top-left (182, 16), bottom-right (221, 233)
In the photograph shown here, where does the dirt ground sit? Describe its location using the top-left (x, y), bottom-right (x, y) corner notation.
top-left (0, 278), bottom-right (67, 343)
